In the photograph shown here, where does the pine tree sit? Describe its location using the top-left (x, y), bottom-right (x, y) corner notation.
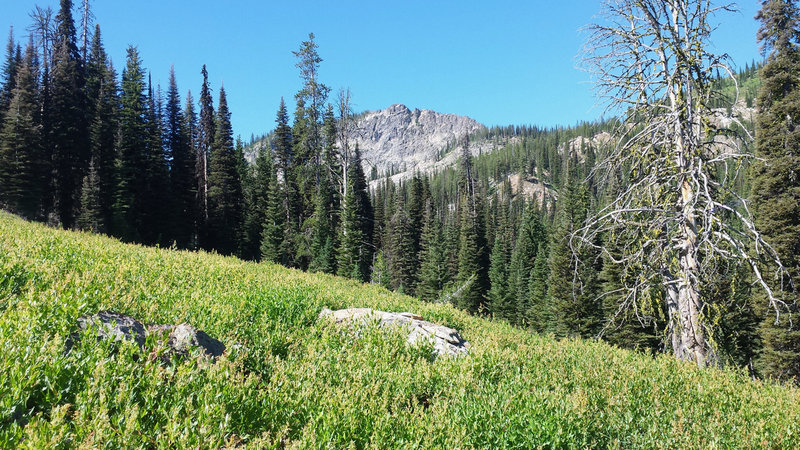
top-left (183, 89), bottom-right (199, 247)
top-left (76, 157), bottom-right (102, 232)
top-left (292, 33), bottom-right (330, 224)
top-left (165, 66), bottom-right (195, 248)
top-left (273, 98), bottom-right (298, 266)
top-left (372, 181), bottom-right (386, 250)
top-left (596, 168), bottom-right (663, 352)
top-left (390, 199), bottom-right (417, 293)
top-left (417, 201), bottom-right (449, 302)
top-left (0, 42), bottom-right (47, 219)
top-left (509, 202), bottom-right (546, 326)
top-left (407, 176), bottom-right (426, 271)
top-left (337, 145), bottom-right (373, 282)
top-left (196, 65), bottom-right (214, 248)
top-left (546, 169), bottom-right (602, 339)
top-left (309, 167), bottom-right (337, 273)
top-left (241, 142), bottom-right (269, 260)
top-left (309, 105), bottom-right (339, 273)
top-left (0, 28), bottom-right (20, 114)
top-left (454, 138), bottom-right (489, 313)
top-left (83, 25), bottom-right (117, 233)
top-left (488, 232), bottom-right (514, 321)
top-left (50, 0), bottom-right (88, 228)
top-left (455, 193), bottom-right (484, 313)
top-left (752, 0), bottom-right (800, 382)
top-left (112, 46), bottom-right (147, 242)
top-left (206, 86), bottom-right (243, 255)
top-left (598, 241), bottom-right (664, 353)
top-left (488, 199), bottom-right (514, 321)
top-left (527, 242), bottom-right (551, 332)
top-left (140, 76), bottom-right (170, 245)
top-left (260, 159), bottom-right (285, 264)
top-left (705, 260), bottom-right (761, 369)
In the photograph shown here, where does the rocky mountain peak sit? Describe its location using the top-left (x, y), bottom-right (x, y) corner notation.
top-left (352, 104), bottom-right (486, 178)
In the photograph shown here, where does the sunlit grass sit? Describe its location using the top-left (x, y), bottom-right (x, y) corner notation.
top-left (1, 211), bottom-right (798, 448)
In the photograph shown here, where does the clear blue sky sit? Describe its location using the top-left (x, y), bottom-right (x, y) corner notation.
top-left (2, 0), bottom-right (762, 140)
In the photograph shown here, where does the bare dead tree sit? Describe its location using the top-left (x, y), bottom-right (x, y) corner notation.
top-left (78, 0), bottom-right (95, 62)
top-left (27, 6), bottom-right (55, 67)
top-left (578, 0), bottom-right (786, 367)
top-left (336, 88), bottom-right (355, 200)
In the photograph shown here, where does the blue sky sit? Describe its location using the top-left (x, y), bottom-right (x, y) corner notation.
top-left (2, 0), bottom-right (762, 140)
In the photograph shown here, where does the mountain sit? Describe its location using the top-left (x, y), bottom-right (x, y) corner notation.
top-left (246, 104), bottom-right (487, 182)
top-left (352, 104), bottom-right (485, 177)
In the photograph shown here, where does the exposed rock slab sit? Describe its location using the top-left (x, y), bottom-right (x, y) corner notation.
top-left (69, 311), bottom-right (225, 360)
top-left (318, 308), bottom-right (470, 358)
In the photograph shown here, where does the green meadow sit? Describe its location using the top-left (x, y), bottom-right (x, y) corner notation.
top-left (1, 211), bottom-right (799, 448)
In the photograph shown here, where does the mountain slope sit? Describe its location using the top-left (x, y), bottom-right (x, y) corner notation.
top-left (1, 212), bottom-right (799, 447)
top-left (353, 104), bottom-right (485, 176)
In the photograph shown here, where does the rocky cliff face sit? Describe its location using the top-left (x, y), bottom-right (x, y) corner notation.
top-left (245, 104), bottom-right (486, 183)
top-left (352, 104), bottom-right (485, 178)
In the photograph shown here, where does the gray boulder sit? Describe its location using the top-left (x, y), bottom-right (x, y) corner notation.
top-left (74, 310), bottom-right (147, 348)
top-left (147, 323), bottom-right (226, 358)
top-left (69, 312), bottom-right (225, 361)
top-left (318, 308), bottom-right (470, 358)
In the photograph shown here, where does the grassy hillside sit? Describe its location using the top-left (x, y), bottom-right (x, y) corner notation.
top-left (1, 212), bottom-right (799, 448)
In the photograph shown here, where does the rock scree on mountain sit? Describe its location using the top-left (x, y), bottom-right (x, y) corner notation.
top-left (68, 311), bottom-right (225, 360)
top-left (318, 307), bottom-right (471, 358)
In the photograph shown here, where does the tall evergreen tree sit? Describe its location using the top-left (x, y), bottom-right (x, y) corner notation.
top-left (527, 242), bottom-right (551, 331)
top-left (454, 138), bottom-right (489, 313)
top-left (390, 198), bottom-right (418, 293)
top-left (292, 33), bottom-right (330, 221)
top-left (50, 0), bottom-right (88, 228)
top-left (260, 158), bottom-right (285, 264)
top-left (0, 28), bottom-right (20, 115)
top-left (752, 0), bottom-right (800, 382)
top-left (337, 145), bottom-right (373, 282)
top-left (455, 192), bottom-right (484, 313)
top-left (309, 172), bottom-right (337, 273)
top-left (196, 65), bottom-right (214, 248)
top-left (273, 98), bottom-right (299, 266)
top-left (165, 66), bottom-right (195, 248)
top-left (417, 201), bottom-right (449, 302)
top-left (309, 105), bottom-right (339, 273)
top-left (547, 169), bottom-right (602, 338)
top-left (83, 25), bottom-right (117, 232)
top-left (206, 86), bottom-right (243, 255)
top-left (509, 201), bottom-right (546, 326)
top-left (140, 76), bottom-right (170, 245)
top-left (240, 142), bottom-right (268, 260)
top-left (0, 42), bottom-right (47, 219)
top-left (488, 199), bottom-right (514, 321)
top-left (112, 46), bottom-right (147, 242)
top-left (488, 231), bottom-right (514, 321)
top-left (183, 89), bottom-right (199, 247)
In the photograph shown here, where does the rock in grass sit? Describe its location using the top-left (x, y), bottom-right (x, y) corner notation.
top-left (73, 310), bottom-right (147, 348)
top-left (147, 323), bottom-right (226, 358)
top-left (69, 312), bottom-right (225, 361)
top-left (318, 308), bottom-right (470, 358)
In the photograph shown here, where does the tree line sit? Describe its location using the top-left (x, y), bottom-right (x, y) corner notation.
top-left (1, 0), bottom-right (798, 383)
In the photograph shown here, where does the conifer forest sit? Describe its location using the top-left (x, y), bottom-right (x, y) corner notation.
top-left (1, 0), bottom-right (800, 386)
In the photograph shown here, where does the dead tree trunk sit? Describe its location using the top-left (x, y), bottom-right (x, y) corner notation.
top-left (579, 0), bottom-right (786, 366)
